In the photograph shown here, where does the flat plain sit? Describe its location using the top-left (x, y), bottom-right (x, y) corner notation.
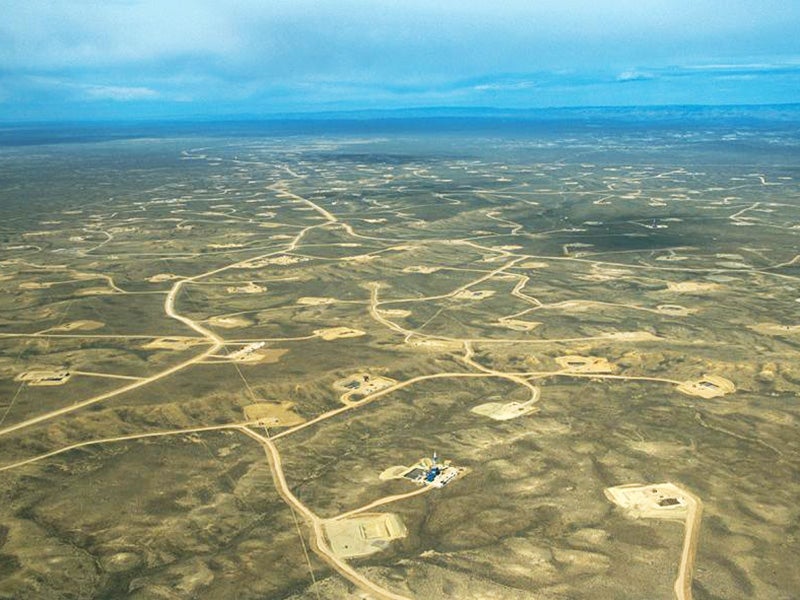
top-left (0, 121), bottom-right (799, 599)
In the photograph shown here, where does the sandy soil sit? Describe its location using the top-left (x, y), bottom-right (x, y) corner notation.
top-left (142, 337), bottom-right (208, 351)
top-left (16, 369), bottom-right (71, 386)
top-left (297, 297), bottom-right (336, 305)
top-left (243, 401), bottom-right (305, 426)
top-left (231, 347), bottom-right (288, 364)
top-left (555, 355), bottom-right (617, 373)
top-left (333, 373), bottom-right (396, 404)
top-left (471, 400), bottom-right (538, 420)
top-left (453, 290), bottom-right (495, 300)
top-left (377, 308), bottom-right (412, 318)
top-left (314, 327), bottom-right (366, 340)
top-left (666, 281), bottom-right (721, 293)
top-left (207, 316), bottom-right (253, 329)
top-left (239, 255), bottom-right (308, 268)
top-left (657, 305), bottom-right (695, 316)
top-left (676, 375), bottom-right (735, 398)
top-left (76, 287), bottom-right (113, 296)
top-left (324, 513), bottom-right (407, 559)
top-left (226, 282), bottom-right (265, 294)
top-left (147, 273), bottom-right (181, 282)
top-left (405, 338), bottom-right (462, 352)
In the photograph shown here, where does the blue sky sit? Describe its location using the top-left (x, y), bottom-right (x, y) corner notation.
top-left (1, 0), bottom-right (799, 120)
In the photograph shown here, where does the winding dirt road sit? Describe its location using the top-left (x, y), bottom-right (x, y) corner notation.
top-left (238, 426), bottom-right (412, 600)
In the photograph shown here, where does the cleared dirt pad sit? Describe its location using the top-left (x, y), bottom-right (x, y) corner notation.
top-left (15, 369), bottom-right (71, 386)
top-left (666, 281), bottom-right (721, 293)
top-left (677, 375), bottom-right (735, 398)
top-left (207, 316), bottom-right (253, 328)
top-left (334, 373), bottom-right (396, 404)
top-left (314, 327), bottom-right (366, 340)
top-left (555, 355), bottom-right (617, 373)
top-left (141, 337), bottom-right (208, 350)
top-left (471, 400), bottom-right (538, 420)
top-left (147, 273), bottom-right (180, 282)
top-left (324, 513), bottom-right (407, 559)
top-left (243, 401), bottom-right (305, 426)
top-left (226, 282), bottom-right (265, 294)
top-left (297, 296), bottom-right (336, 305)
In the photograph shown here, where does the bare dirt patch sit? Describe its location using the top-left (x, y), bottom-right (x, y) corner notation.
top-left (666, 281), bottom-right (721, 293)
top-left (76, 287), bottom-right (113, 296)
top-left (676, 375), bottom-right (735, 398)
top-left (333, 373), bottom-right (396, 404)
top-left (141, 337), bottom-right (207, 351)
top-left (238, 255), bottom-right (308, 268)
top-left (603, 331), bottom-right (662, 342)
top-left (297, 297), bottom-right (336, 306)
top-left (243, 401), bottom-right (305, 427)
top-left (657, 305), bottom-right (695, 316)
top-left (19, 282), bottom-right (52, 290)
top-left (378, 466), bottom-right (409, 481)
top-left (227, 343), bottom-right (288, 364)
top-left (226, 282), bottom-right (265, 294)
top-left (471, 400), bottom-right (538, 420)
top-left (376, 308), bottom-right (411, 318)
top-left (207, 316), bottom-right (253, 329)
top-left (314, 327), bottom-right (366, 341)
top-left (605, 482), bottom-right (692, 520)
top-left (208, 243), bottom-right (245, 249)
top-left (324, 513), bottom-right (407, 559)
top-left (555, 355), bottom-right (617, 373)
top-left (16, 369), bottom-right (71, 386)
top-left (406, 338), bottom-right (462, 352)
top-left (453, 290), bottom-right (495, 300)
top-left (147, 273), bottom-right (180, 283)
top-left (519, 261), bottom-right (550, 269)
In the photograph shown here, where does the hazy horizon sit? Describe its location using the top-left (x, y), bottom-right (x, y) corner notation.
top-left (3, 101), bottom-right (800, 127)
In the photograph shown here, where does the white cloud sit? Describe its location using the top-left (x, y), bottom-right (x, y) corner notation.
top-left (684, 62), bottom-right (783, 71)
top-left (616, 70), bottom-right (655, 82)
top-left (24, 76), bottom-right (160, 102)
top-left (473, 81), bottom-right (535, 92)
top-left (80, 84), bottom-right (159, 101)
